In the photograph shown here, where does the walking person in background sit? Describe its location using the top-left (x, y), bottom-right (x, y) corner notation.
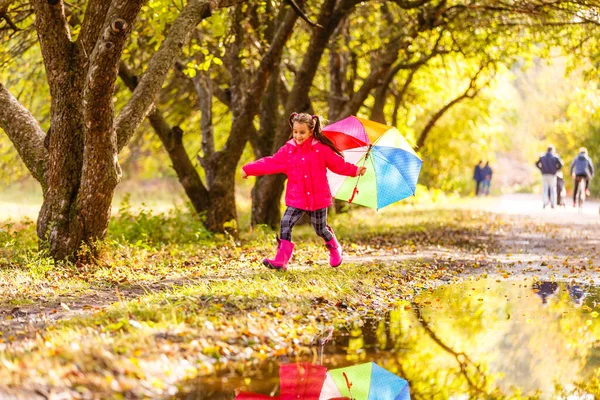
top-left (532, 281), bottom-right (559, 305)
top-left (473, 160), bottom-right (483, 196)
top-left (535, 145), bottom-right (564, 209)
top-left (556, 170), bottom-right (566, 207)
top-left (480, 161), bottom-right (493, 196)
top-left (567, 283), bottom-right (587, 307)
top-left (570, 147), bottom-right (594, 207)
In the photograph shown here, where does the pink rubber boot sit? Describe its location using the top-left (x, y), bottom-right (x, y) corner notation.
top-left (325, 236), bottom-right (342, 267)
top-left (263, 238), bottom-right (294, 271)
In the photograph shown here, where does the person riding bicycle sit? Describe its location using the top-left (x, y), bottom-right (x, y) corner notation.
top-left (570, 147), bottom-right (594, 207)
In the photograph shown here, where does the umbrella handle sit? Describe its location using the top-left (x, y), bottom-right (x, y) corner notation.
top-left (348, 186), bottom-right (359, 203)
top-left (347, 145), bottom-right (370, 204)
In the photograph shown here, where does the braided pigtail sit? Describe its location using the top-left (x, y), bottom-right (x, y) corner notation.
top-left (312, 115), bottom-right (343, 157)
top-left (288, 112), bottom-right (299, 132)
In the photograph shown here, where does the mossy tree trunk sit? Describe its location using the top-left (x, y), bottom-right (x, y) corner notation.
top-left (0, 0), bottom-right (241, 261)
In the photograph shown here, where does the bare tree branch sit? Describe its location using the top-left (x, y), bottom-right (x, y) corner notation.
top-left (416, 63), bottom-right (490, 149)
top-left (77, 0), bottom-right (112, 58)
top-left (30, 0), bottom-right (73, 92)
top-left (0, 10), bottom-right (18, 32)
top-left (0, 83), bottom-right (48, 187)
top-left (0, 0), bottom-right (15, 10)
top-left (371, 29), bottom-right (447, 123)
top-left (220, 1), bottom-right (300, 165)
top-left (116, 0), bottom-right (246, 153)
top-left (392, 67), bottom-right (417, 126)
top-left (412, 302), bottom-right (490, 395)
top-left (284, 0), bottom-right (322, 28)
top-left (211, 80), bottom-right (232, 107)
top-left (118, 62), bottom-right (210, 210)
top-left (389, 0), bottom-right (432, 9)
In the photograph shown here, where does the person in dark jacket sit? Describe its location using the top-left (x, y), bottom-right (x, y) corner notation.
top-left (473, 160), bottom-right (483, 196)
top-left (567, 283), bottom-right (587, 306)
top-left (532, 281), bottom-right (558, 305)
top-left (480, 162), bottom-right (493, 195)
top-left (570, 147), bottom-right (594, 206)
top-left (536, 145), bottom-right (563, 209)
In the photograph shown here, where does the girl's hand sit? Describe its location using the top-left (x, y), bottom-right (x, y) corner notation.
top-left (358, 166), bottom-right (367, 176)
top-left (242, 169), bottom-right (248, 179)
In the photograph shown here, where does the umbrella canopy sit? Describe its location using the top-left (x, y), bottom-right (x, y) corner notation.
top-left (319, 362), bottom-right (410, 400)
top-left (236, 363), bottom-right (328, 400)
top-left (323, 116), bottom-right (422, 210)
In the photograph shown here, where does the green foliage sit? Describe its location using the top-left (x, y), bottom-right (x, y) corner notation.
top-left (3, 201), bottom-right (600, 396)
top-left (0, 219), bottom-right (41, 265)
top-left (0, 15), bottom-right (50, 183)
top-left (3, 0), bottom-right (600, 206)
top-left (107, 194), bottom-right (212, 247)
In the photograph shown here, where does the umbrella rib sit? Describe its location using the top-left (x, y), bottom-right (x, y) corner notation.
top-left (346, 145), bottom-right (372, 204)
top-left (369, 148), bottom-right (419, 195)
top-left (372, 155), bottom-right (379, 211)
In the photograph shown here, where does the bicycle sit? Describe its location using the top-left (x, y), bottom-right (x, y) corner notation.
top-left (575, 175), bottom-right (586, 211)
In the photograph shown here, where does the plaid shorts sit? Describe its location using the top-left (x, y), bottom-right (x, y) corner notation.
top-left (280, 206), bottom-right (334, 242)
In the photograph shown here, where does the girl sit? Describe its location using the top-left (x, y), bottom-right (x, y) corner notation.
top-left (242, 112), bottom-right (367, 271)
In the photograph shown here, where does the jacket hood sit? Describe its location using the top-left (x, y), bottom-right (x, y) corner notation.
top-left (287, 137), bottom-right (319, 148)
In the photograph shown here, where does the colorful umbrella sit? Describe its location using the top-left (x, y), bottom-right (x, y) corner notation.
top-left (236, 362), bottom-right (328, 400)
top-left (319, 362), bottom-right (410, 400)
top-left (323, 116), bottom-right (422, 210)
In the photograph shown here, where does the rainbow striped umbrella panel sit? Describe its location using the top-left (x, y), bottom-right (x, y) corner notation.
top-left (323, 116), bottom-right (422, 210)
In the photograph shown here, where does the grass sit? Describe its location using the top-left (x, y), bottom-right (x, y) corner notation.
top-left (0, 186), bottom-right (504, 398)
top-left (0, 260), bottom-right (433, 397)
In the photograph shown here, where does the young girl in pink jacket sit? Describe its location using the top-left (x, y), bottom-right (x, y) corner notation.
top-left (242, 112), bottom-right (367, 271)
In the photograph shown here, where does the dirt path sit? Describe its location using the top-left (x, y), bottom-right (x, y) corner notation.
top-left (2, 194), bottom-right (599, 345)
top-left (467, 193), bottom-right (600, 280)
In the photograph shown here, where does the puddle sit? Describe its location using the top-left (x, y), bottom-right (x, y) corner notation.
top-left (175, 279), bottom-right (600, 399)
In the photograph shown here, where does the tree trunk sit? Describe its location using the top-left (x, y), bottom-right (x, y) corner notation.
top-left (118, 63), bottom-right (211, 215)
top-left (250, 0), bottom-right (360, 227)
top-left (252, 175), bottom-right (286, 229)
top-left (32, 0), bottom-right (181, 260)
top-left (205, 153), bottom-right (238, 232)
top-left (193, 71), bottom-right (216, 189)
top-left (327, 17), bottom-right (350, 120)
top-left (197, 3), bottom-right (299, 232)
top-left (251, 67), bottom-right (282, 228)
top-left (37, 65), bottom-right (86, 260)
top-left (0, 0), bottom-right (241, 261)
top-left (371, 84), bottom-right (388, 124)
top-left (392, 68), bottom-right (418, 127)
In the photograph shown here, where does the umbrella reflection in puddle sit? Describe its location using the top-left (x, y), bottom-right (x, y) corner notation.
top-left (235, 361), bottom-right (410, 400)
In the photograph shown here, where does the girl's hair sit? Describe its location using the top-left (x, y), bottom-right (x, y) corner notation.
top-left (288, 112), bottom-right (343, 157)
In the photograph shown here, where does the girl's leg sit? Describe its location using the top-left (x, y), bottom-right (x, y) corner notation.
top-left (584, 177), bottom-right (591, 196)
top-left (309, 208), bottom-right (342, 267)
top-left (308, 208), bottom-right (333, 241)
top-left (264, 207), bottom-right (304, 271)
top-left (280, 206), bottom-right (305, 241)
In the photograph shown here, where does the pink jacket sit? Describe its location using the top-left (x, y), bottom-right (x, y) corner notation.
top-left (242, 138), bottom-right (359, 211)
